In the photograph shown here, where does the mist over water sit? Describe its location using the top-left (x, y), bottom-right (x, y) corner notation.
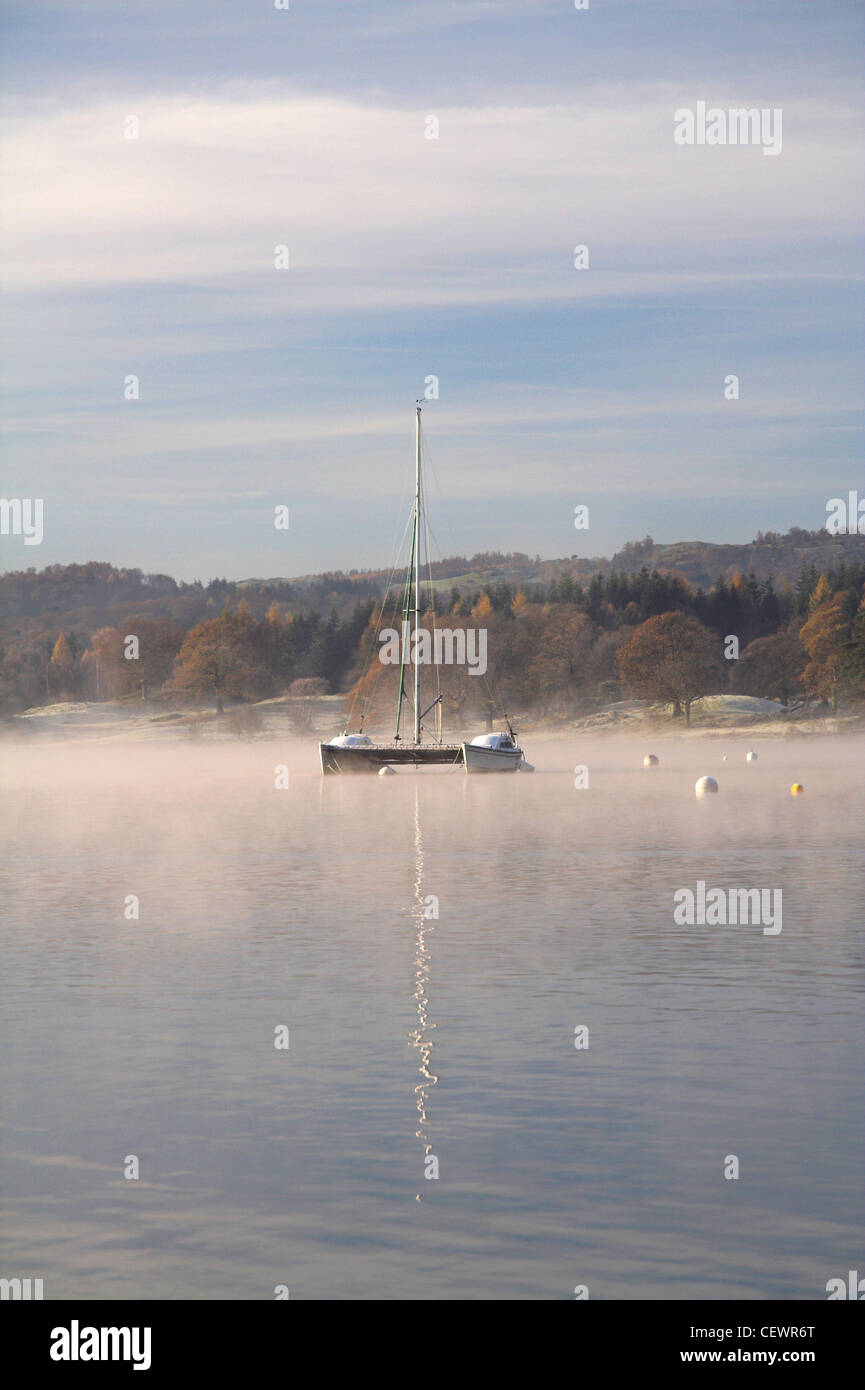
top-left (1, 733), bottom-right (862, 1299)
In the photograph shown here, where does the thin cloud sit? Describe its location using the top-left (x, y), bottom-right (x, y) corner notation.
top-left (2, 87), bottom-right (861, 299)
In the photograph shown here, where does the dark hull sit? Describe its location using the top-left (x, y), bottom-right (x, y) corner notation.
top-left (319, 742), bottom-right (465, 775)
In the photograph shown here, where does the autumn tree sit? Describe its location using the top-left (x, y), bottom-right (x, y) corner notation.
top-left (129, 618), bottom-right (185, 696)
top-left (523, 607), bottom-right (594, 717)
top-left (799, 591), bottom-right (853, 710)
top-left (80, 627), bottom-right (124, 700)
top-left (586, 628), bottom-right (629, 700)
top-left (343, 652), bottom-right (399, 731)
top-left (808, 573), bottom-right (831, 611)
top-left (0, 627), bottom-right (52, 712)
top-left (262, 601), bottom-right (287, 680)
top-left (841, 588), bottom-right (865, 703)
top-left (81, 619), bottom-right (184, 700)
top-left (617, 611), bottom-right (721, 725)
top-left (343, 605), bottom-right (512, 737)
top-left (441, 607), bottom-right (514, 729)
top-left (172, 610), bottom-right (268, 713)
top-left (49, 634), bottom-right (76, 697)
top-left (732, 630), bottom-right (806, 707)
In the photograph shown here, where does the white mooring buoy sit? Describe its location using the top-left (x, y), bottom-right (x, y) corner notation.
top-left (643, 754), bottom-right (659, 767)
top-left (746, 750), bottom-right (758, 762)
top-left (378, 765), bottom-right (396, 776)
top-left (695, 776), bottom-right (719, 797)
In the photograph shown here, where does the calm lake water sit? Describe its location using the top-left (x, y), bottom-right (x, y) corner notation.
top-left (1, 733), bottom-right (862, 1300)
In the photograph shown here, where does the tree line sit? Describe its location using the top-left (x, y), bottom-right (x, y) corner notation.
top-left (2, 558), bottom-right (863, 723)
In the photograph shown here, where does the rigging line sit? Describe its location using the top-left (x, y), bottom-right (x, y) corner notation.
top-left (427, 423), bottom-right (511, 739)
top-left (367, 489), bottom-right (414, 639)
top-left (347, 501), bottom-right (414, 729)
top-left (418, 425), bottom-right (455, 600)
top-left (479, 665), bottom-right (517, 738)
top-left (419, 440), bottom-right (442, 741)
top-left (424, 517), bottom-right (450, 577)
top-left (422, 422), bottom-right (450, 750)
top-left (416, 419), bottom-right (444, 743)
top-left (417, 426), bottom-right (463, 569)
top-left (378, 504), bottom-right (414, 633)
top-left (348, 571), bottom-right (400, 726)
top-left (394, 522), bottom-right (416, 740)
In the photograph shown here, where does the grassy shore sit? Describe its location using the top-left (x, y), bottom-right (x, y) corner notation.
top-left (5, 692), bottom-right (862, 744)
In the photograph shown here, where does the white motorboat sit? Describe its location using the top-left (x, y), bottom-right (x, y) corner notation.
top-left (461, 731), bottom-right (532, 773)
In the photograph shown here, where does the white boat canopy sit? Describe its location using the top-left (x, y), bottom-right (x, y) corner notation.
top-left (328, 734), bottom-right (374, 747)
top-left (469, 732), bottom-right (517, 749)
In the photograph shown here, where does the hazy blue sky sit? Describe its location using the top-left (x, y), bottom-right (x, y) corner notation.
top-left (1, 0), bottom-right (862, 581)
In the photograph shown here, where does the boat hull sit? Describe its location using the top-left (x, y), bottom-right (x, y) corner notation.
top-left (460, 742), bottom-right (524, 774)
top-left (319, 742), bottom-right (465, 775)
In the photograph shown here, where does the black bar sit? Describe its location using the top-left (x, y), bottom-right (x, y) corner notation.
top-left (7, 1299), bottom-right (861, 1375)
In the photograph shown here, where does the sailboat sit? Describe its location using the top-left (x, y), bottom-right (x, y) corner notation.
top-left (318, 405), bottom-right (532, 775)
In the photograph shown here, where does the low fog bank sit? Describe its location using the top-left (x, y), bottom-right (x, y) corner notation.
top-left (4, 688), bottom-right (862, 755)
top-left (2, 728), bottom-right (863, 792)
top-left (2, 734), bottom-right (861, 999)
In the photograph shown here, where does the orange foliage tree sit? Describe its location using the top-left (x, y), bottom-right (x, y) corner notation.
top-left (172, 609), bottom-right (268, 713)
top-left (799, 592), bottom-right (850, 710)
top-left (617, 611), bottom-right (721, 725)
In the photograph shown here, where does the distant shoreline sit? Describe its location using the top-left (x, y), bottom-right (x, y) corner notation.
top-left (5, 694), bottom-right (862, 745)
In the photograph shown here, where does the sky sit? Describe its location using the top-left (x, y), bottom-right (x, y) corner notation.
top-left (0, 0), bottom-right (863, 582)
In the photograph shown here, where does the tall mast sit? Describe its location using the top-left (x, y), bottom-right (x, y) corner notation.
top-left (413, 403), bottom-right (422, 744)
